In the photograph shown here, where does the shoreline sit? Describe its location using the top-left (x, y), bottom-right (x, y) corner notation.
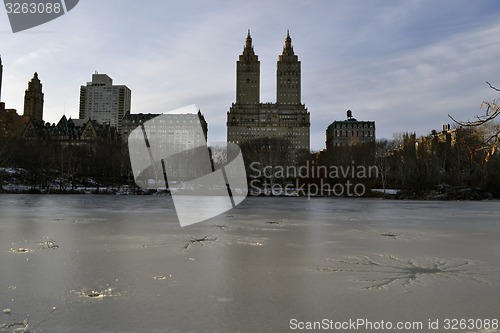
top-left (0, 186), bottom-right (495, 201)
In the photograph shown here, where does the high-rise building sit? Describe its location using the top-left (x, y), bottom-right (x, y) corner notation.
top-left (276, 31), bottom-right (301, 106)
top-left (227, 31), bottom-right (310, 154)
top-left (79, 73), bottom-right (131, 132)
top-left (23, 72), bottom-right (44, 123)
top-left (235, 31), bottom-right (260, 105)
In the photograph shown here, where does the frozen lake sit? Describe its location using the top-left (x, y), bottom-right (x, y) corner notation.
top-left (0, 195), bottom-right (499, 332)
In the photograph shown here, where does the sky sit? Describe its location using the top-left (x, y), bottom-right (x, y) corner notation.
top-left (1, 0), bottom-right (500, 150)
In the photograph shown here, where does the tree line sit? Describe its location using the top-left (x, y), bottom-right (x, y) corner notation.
top-left (1, 129), bottom-right (498, 196)
top-left (0, 138), bottom-right (130, 192)
top-left (375, 125), bottom-right (500, 197)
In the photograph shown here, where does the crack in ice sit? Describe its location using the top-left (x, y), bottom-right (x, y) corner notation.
top-left (316, 254), bottom-right (497, 290)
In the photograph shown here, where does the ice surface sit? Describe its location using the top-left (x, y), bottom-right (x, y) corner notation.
top-left (0, 195), bottom-right (499, 332)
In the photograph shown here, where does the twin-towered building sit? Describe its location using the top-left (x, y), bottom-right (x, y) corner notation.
top-left (226, 32), bottom-right (376, 160)
top-left (227, 31), bottom-right (310, 153)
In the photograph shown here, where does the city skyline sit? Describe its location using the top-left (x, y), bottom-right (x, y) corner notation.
top-left (2, 0), bottom-right (500, 150)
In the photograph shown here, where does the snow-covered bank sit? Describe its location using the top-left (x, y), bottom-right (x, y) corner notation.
top-left (0, 167), bottom-right (135, 195)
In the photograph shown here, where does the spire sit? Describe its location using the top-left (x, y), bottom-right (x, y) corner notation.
top-left (236, 30), bottom-right (260, 104)
top-left (282, 29), bottom-right (294, 56)
top-left (245, 29), bottom-right (252, 49)
top-left (241, 30), bottom-right (257, 59)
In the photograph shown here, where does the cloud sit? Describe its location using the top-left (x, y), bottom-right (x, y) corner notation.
top-left (303, 12), bottom-right (500, 145)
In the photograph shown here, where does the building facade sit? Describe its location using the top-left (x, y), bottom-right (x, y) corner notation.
top-left (121, 113), bottom-right (159, 141)
top-left (126, 110), bottom-right (209, 186)
top-left (0, 59), bottom-right (29, 139)
top-left (22, 115), bottom-right (118, 144)
top-left (79, 73), bottom-right (131, 132)
top-left (326, 110), bottom-right (375, 149)
top-left (227, 31), bottom-right (310, 154)
top-left (0, 106), bottom-right (25, 139)
top-left (121, 110), bottom-right (208, 145)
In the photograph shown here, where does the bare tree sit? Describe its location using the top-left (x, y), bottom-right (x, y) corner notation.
top-left (375, 138), bottom-right (398, 193)
top-left (240, 137), bottom-right (293, 193)
top-left (449, 82), bottom-right (500, 163)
